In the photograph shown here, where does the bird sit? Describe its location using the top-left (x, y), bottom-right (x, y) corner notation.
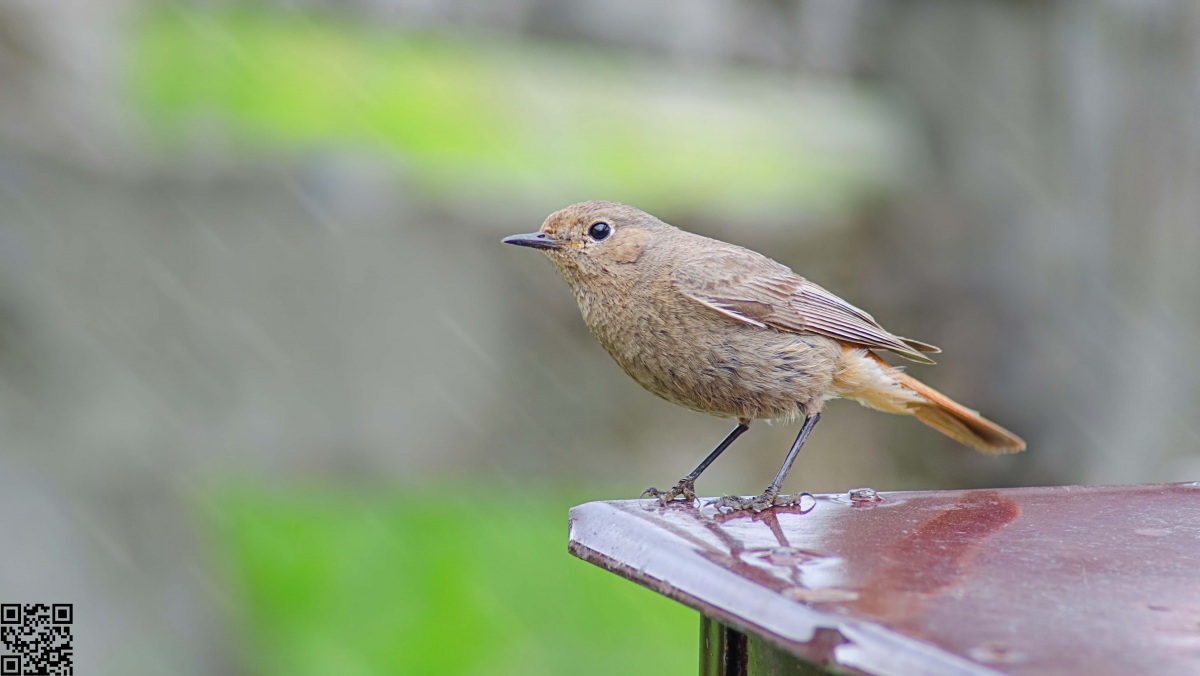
top-left (503, 201), bottom-right (1025, 512)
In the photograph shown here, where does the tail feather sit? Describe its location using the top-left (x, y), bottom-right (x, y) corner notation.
top-left (850, 351), bottom-right (1025, 454)
top-left (891, 368), bottom-right (1026, 454)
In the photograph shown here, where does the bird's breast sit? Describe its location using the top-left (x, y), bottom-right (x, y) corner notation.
top-left (576, 284), bottom-right (841, 421)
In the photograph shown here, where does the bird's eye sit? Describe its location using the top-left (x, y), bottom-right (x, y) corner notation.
top-left (588, 222), bottom-right (611, 241)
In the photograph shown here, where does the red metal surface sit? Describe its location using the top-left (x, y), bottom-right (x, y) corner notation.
top-left (568, 483), bottom-right (1200, 675)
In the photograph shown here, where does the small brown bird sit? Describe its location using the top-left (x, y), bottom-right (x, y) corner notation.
top-left (504, 201), bottom-right (1025, 512)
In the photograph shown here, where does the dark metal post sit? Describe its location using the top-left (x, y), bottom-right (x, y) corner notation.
top-left (700, 615), bottom-right (747, 676)
top-left (700, 615), bottom-right (835, 675)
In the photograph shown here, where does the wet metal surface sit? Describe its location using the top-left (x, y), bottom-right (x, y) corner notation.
top-left (568, 483), bottom-right (1200, 675)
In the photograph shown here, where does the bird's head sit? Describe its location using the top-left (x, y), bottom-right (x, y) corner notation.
top-left (503, 201), bottom-right (662, 290)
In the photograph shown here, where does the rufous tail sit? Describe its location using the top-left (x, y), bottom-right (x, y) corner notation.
top-left (847, 351), bottom-right (1026, 454)
top-left (893, 368), bottom-right (1025, 453)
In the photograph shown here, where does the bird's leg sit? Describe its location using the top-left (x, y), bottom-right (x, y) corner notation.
top-left (642, 420), bottom-right (750, 505)
top-left (713, 412), bottom-right (821, 513)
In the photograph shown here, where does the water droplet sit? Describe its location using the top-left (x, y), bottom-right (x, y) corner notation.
top-left (848, 487), bottom-right (882, 503)
top-left (968, 642), bottom-right (1027, 665)
top-left (1157, 633), bottom-right (1200, 649)
top-left (758, 546), bottom-right (816, 566)
top-left (784, 587), bottom-right (860, 603)
top-left (1135, 528), bottom-right (1172, 537)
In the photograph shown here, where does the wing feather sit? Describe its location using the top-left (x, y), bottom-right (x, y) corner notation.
top-left (671, 250), bottom-right (938, 363)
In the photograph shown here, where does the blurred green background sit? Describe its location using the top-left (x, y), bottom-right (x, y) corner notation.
top-left (1, 1), bottom-right (1198, 674)
top-left (215, 486), bottom-right (694, 675)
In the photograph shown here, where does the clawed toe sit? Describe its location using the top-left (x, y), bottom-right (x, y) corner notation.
top-left (708, 490), bottom-right (815, 514)
top-left (770, 491), bottom-right (813, 509)
top-left (641, 480), bottom-right (697, 506)
top-left (707, 493), bottom-right (774, 513)
top-left (708, 495), bottom-right (754, 513)
top-left (640, 486), bottom-right (675, 506)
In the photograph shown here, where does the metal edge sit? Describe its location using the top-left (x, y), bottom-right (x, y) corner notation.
top-left (567, 499), bottom-right (1001, 676)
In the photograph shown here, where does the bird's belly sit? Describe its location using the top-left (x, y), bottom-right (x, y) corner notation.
top-left (591, 311), bottom-right (841, 421)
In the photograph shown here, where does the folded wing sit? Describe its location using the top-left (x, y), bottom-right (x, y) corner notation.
top-left (671, 249), bottom-right (940, 364)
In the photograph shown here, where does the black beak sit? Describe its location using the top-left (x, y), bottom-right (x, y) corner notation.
top-left (502, 232), bottom-right (560, 251)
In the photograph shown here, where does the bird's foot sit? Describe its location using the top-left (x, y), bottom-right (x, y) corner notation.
top-left (709, 489), bottom-right (813, 514)
top-left (708, 494), bottom-right (755, 513)
top-left (641, 479), bottom-right (697, 506)
top-left (769, 491), bottom-right (813, 510)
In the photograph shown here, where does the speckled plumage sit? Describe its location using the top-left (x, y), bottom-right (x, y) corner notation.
top-left (560, 222), bottom-right (845, 423)
top-left (518, 200), bottom-right (1024, 454)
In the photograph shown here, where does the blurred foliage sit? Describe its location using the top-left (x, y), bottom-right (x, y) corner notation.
top-left (2, 1), bottom-right (1197, 675)
top-left (131, 6), bottom-right (904, 217)
top-left (214, 486), bottom-right (695, 675)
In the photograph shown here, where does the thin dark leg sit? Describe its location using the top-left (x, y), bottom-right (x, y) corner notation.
top-left (764, 412), bottom-right (821, 499)
top-left (642, 421), bottom-right (750, 505)
top-left (712, 412), bottom-right (822, 513)
top-left (685, 422), bottom-right (750, 483)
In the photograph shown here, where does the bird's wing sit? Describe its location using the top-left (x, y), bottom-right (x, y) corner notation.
top-left (671, 250), bottom-right (940, 364)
